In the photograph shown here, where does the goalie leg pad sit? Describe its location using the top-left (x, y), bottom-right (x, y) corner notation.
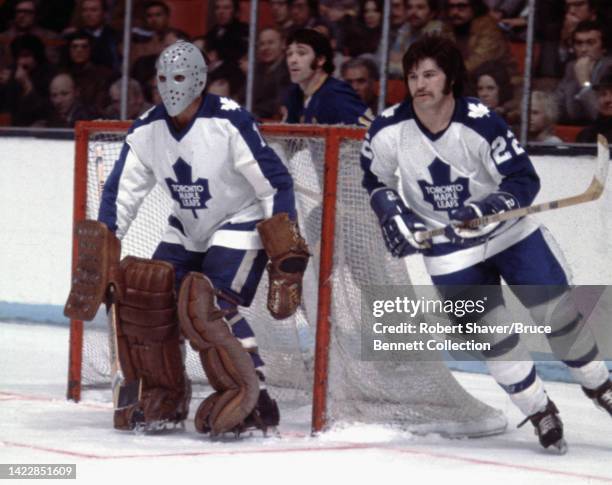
top-left (114, 256), bottom-right (190, 429)
top-left (257, 213), bottom-right (310, 319)
top-left (178, 272), bottom-right (259, 435)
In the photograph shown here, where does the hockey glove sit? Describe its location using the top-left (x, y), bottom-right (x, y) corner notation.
top-left (371, 188), bottom-right (430, 258)
top-left (445, 192), bottom-right (518, 246)
top-left (257, 213), bottom-right (310, 319)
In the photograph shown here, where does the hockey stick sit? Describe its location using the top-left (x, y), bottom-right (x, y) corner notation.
top-left (94, 144), bottom-right (141, 409)
top-left (416, 134), bottom-right (610, 242)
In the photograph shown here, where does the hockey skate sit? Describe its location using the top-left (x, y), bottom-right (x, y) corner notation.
top-left (582, 379), bottom-right (612, 416)
top-left (236, 389), bottom-right (280, 437)
top-left (113, 386), bottom-right (191, 434)
top-left (196, 389), bottom-right (280, 438)
top-left (131, 411), bottom-right (187, 434)
top-left (518, 399), bottom-right (567, 454)
top-left (113, 406), bottom-right (187, 434)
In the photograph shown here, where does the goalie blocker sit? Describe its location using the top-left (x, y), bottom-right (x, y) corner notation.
top-left (64, 220), bottom-right (122, 321)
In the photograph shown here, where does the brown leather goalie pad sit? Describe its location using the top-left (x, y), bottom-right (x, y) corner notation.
top-left (177, 272), bottom-right (259, 435)
top-left (64, 220), bottom-right (122, 321)
top-left (257, 213), bottom-right (310, 319)
top-left (113, 257), bottom-right (190, 429)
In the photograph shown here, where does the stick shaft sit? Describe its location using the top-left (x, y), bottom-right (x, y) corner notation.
top-left (94, 146), bottom-right (133, 408)
top-left (417, 135), bottom-right (609, 242)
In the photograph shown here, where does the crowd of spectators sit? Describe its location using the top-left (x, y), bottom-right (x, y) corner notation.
top-left (0, 0), bottom-right (611, 142)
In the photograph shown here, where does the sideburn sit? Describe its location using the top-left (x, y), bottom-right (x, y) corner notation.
top-left (311, 56), bottom-right (325, 71)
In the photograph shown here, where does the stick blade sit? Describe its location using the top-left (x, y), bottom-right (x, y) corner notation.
top-left (114, 379), bottom-right (142, 409)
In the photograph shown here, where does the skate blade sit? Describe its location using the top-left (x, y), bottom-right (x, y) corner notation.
top-left (240, 424), bottom-right (280, 438)
top-left (549, 438), bottom-right (568, 455)
top-left (210, 425), bottom-right (280, 440)
top-left (133, 420), bottom-right (185, 435)
top-left (264, 426), bottom-right (281, 438)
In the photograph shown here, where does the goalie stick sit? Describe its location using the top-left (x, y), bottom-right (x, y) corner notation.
top-left (416, 134), bottom-right (610, 242)
top-left (94, 144), bottom-right (141, 409)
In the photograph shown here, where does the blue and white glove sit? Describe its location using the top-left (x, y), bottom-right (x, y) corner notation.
top-left (445, 192), bottom-right (518, 246)
top-left (371, 188), bottom-right (430, 257)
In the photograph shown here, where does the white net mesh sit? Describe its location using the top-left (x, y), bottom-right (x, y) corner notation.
top-left (76, 125), bottom-right (506, 436)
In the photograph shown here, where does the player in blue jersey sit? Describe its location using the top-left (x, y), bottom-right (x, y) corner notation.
top-left (65, 41), bottom-right (309, 435)
top-left (360, 35), bottom-right (612, 453)
top-left (283, 28), bottom-right (374, 127)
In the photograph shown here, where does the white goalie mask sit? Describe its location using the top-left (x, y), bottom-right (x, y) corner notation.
top-left (156, 41), bottom-right (208, 116)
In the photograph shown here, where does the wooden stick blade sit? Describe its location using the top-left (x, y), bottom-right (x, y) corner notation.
top-left (114, 379), bottom-right (142, 410)
top-left (107, 296), bottom-right (141, 410)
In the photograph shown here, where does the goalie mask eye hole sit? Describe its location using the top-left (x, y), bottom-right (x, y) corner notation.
top-left (174, 74), bottom-right (186, 82)
top-left (158, 74), bottom-right (167, 83)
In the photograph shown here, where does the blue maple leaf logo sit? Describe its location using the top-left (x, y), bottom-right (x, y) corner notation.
top-left (417, 157), bottom-right (470, 215)
top-left (164, 158), bottom-right (211, 218)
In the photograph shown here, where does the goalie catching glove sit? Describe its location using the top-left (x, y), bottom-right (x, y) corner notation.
top-left (256, 213), bottom-right (310, 320)
top-left (64, 220), bottom-right (122, 321)
top-left (445, 192), bottom-right (519, 246)
top-left (370, 188), bottom-right (430, 257)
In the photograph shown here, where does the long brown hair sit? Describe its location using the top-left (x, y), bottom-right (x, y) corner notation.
top-left (402, 34), bottom-right (467, 98)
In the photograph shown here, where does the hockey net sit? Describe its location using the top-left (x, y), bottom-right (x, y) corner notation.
top-left (68, 120), bottom-right (506, 436)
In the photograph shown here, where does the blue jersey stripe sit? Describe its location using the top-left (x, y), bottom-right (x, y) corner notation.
top-left (224, 111), bottom-right (296, 219)
top-left (97, 143), bottom-right (130, 233)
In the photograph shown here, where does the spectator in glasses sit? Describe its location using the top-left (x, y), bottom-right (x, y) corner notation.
top-left (0, 0), bottom-right (61, 65)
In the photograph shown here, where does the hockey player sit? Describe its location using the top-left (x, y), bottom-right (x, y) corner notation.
top-left (283, 28), bottom-right (374, 127)
top-left (64, 40), bottom-right (309, 435)
top-left (360, 35), bottom-right (612, 452)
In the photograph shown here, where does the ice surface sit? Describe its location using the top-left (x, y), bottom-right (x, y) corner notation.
top-left (1, 321), bottom-right (611, 485)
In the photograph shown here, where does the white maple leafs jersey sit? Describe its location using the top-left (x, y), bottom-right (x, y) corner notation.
top-left (361, 97), bottom-right (542, 276)
top-left (98, 94), bottom-right (295, 252)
